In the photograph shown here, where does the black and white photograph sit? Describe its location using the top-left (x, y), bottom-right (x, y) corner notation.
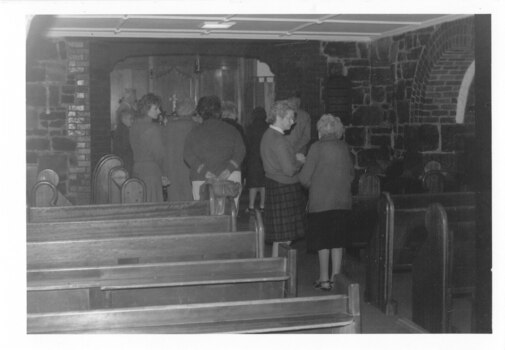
top-left (1, 0), bottom-right (503, 349)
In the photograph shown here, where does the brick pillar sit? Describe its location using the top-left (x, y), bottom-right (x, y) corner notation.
top-left (66, 40), bottom-right (91, 204)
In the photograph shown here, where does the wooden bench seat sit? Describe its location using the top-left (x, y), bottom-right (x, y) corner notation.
top-left (28, 252), bottom-right (296, 313)
top-left (28, 230), bottom-right (263, 269)
top-left (28, 291), bottom-right (359, 334)
top-left (366, 191), bottom-right (475, 315)
top-left (27, 200), bottom-right (211, 223)
top-left (27, 214), bottom-right (234, 242)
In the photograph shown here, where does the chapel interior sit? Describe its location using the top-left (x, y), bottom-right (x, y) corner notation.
top-left (25, 14), bottom-right (492, 335)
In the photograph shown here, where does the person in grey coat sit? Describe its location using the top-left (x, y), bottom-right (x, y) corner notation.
top-left (299, 114), bottom-right (354, 291)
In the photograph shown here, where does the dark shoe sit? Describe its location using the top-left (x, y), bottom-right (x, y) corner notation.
top-left (313, 280), bottom-right (332, 292)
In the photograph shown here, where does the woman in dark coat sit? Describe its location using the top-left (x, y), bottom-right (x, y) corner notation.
top-left (129, 93), bottom-right (168, 202)
top-left (260, 100), bottom-right (306, 257)
top-left (245, 107), bottom-right (268, 212)
top-left (299, 114), bottom-right (354, 291)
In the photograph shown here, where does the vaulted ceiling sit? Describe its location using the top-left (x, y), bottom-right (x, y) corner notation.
top-left (37, 14), bottom-right (471, 42)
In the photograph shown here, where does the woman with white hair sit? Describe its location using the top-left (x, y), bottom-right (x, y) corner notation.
top-left (299, 114), bottom-right (354, 291)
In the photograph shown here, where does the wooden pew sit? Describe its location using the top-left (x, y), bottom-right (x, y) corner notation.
top-left (27, 213), bottom-right (237, 242)
top-left (411, 203), bottom-right (476, 333)
top-left (28, 200), bottom-right (212, 223)
top-left (28, 229), bottom-right (264, 269)
top-left (366, 191), bottom-right (475, 315)
top-left (28, 276), bottom-right (360, 334)
top-left (28, 251), bottom-right (296, 313)
top-left (30, 169), bottom-right (72, 207)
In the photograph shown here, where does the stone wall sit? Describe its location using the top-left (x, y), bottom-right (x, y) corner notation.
top-left (26, 38), bottom-right (91, 204)
top-left (318, 17), bottom-right (475, 187)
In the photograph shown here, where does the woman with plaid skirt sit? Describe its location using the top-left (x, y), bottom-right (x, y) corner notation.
top-left (260, 100), bottom-right (307, 256)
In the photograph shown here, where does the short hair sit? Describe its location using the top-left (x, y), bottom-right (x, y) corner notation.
top-left (115, 103), bottom-right (134, 124)
top-left (196, 95), bottom-right (222, 120)
top-left (137, 93), bottom-right (162, 117)
top-left (266, 100), bottom-right (294, 124)
top-left (221, 101), bottom-right (238, 120)
top-left (317, 114), bottom-right (345, 139)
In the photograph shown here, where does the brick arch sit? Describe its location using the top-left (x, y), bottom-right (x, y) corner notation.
top-left (410, 17), bottom-right (474, 122)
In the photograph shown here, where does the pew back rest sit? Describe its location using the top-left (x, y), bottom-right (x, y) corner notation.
top-left (31, 181), bottom-right (58, 207)
top-left (121, 177), bottom-right (146, 203)
top-left (28, 254), bottom-right (297, 312)
top-left (27, 230), bottom-right (261, 269)
top-left (27, 214), bottom-right (232, 241)
top-left (91, 154), bottom-right (123, 204)
top-left (28, 295), bottom-right (356, 334)
top-left (28, 200), bottom-right (211, 223)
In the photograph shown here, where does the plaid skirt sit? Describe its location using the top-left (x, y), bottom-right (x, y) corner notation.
top-left (264, 178), bottom-right (307, 243)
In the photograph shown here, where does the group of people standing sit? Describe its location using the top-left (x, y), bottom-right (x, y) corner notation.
top-left (112, 92), bottom-right (355, 292)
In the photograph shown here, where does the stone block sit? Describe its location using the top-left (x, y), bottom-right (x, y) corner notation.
top-left (26, 108), bottom-right (39, 129)
top-left (345, 127), bottom-right (366, 146)
top-left (347, 66), bottom-right (370, 81)
top-left (40, 110), bottom-right (66, 121)
top-left (352, 105), bottom-right (384, 126)
top-left (26, 85), bottom-right (46, 107)
top-left (371, 67), bottom-right (393, 85)
top-left (52, 137), bottom-right (77, 151)
top-left (26, 66), bottom-right (46, 82)
top-left (371, 135), bottom-right (391, 147)
top-left (394, 134), bottom-right (405, 149)
top-left (441, 124), bottom-right (475, 152)
top-left (61, 94), bottom-right (75, 104)
top-left (62, 85), bottom-right (76, 95)
top-left (351, 88), bottom-right (365, 104)
top-left (396, 101), bottom-right (410, 123)
top-left (395, 80), bottom-right (406, 100)
top-left (45, 62), bottom-right (67, 82)
top-left (401, 62), bottom-right (418, 80)
top-left (404, 124), bottom-right (439, 152)
top-left (49, 119), bottom-right (66, 128)
top-left (371, 86), bottom-right (386, 103)
top-left (27, 129), bottom-right (48, 136)
top-left (27, 138), bottom-right (50, 151)
top-left (323, 42), bottom-right (358, 57)
top-left (49, 86), bottom-right (60, 106)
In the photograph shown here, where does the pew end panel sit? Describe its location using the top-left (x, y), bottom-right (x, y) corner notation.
top-left (278, 243), bottom-right (297, 297)
top-left (412, 203), bottom-right (452, 333)
top-left (332, 274), bottom-right (361, 333)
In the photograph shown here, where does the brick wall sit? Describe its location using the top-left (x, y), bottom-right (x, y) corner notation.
top-left (26, 38), bottom-right (91, 204)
